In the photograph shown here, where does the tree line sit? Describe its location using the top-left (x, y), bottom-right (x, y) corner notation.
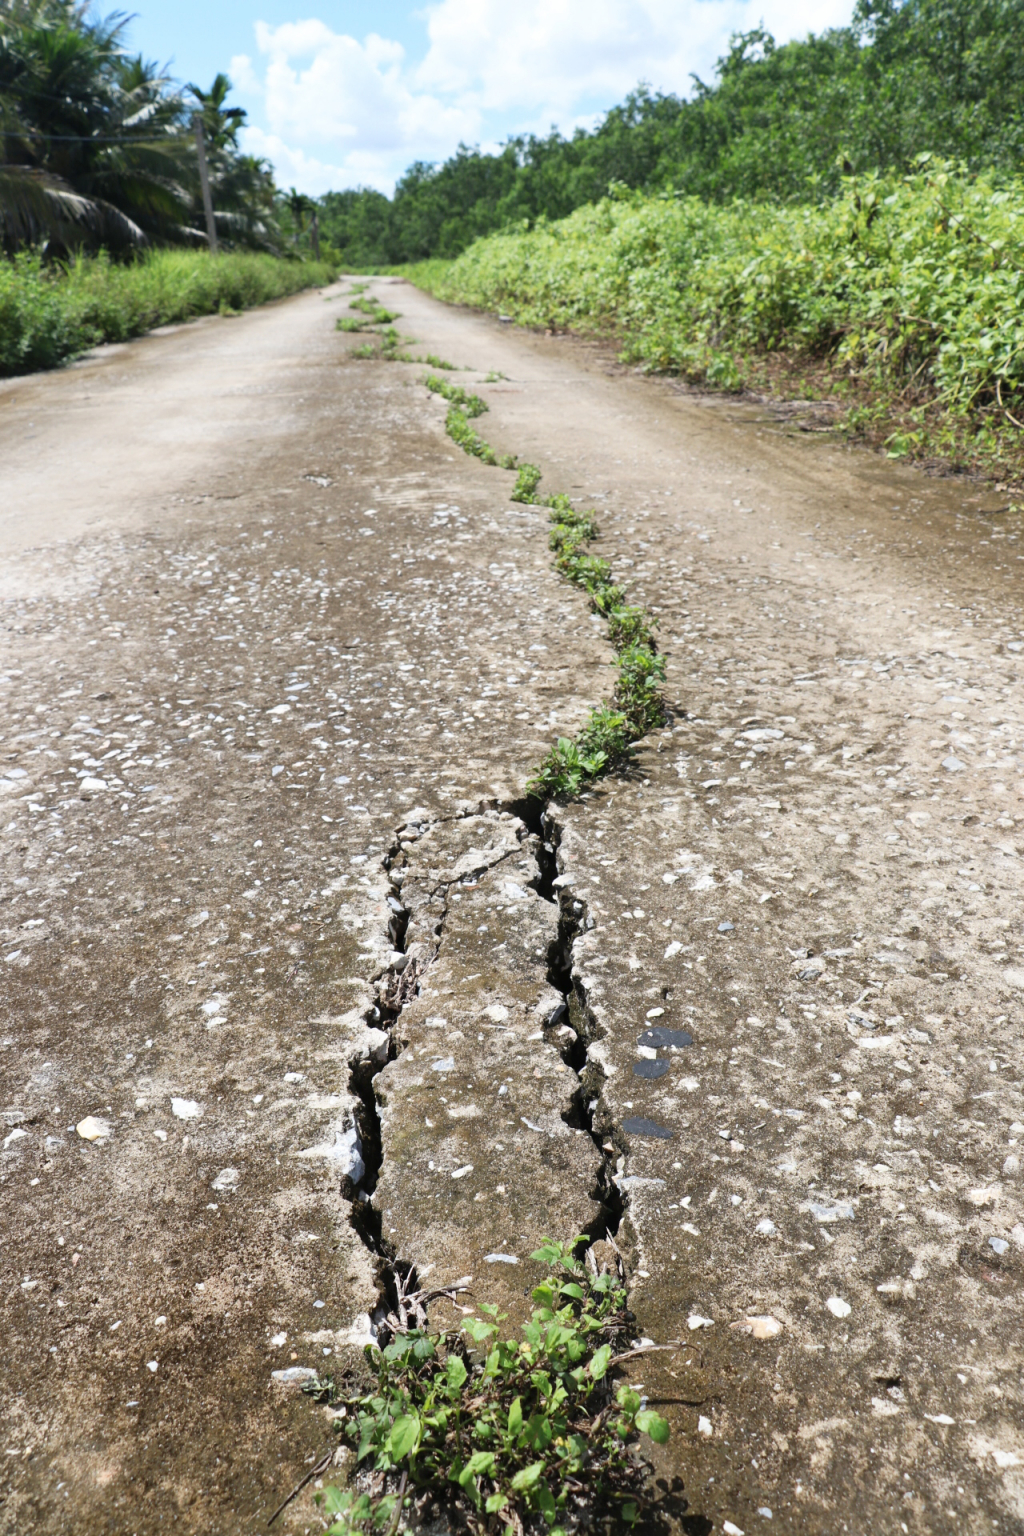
top-left (319, 0), bottom-right (1024, 267)
top-left (0, 0), bottom-right (314, 257)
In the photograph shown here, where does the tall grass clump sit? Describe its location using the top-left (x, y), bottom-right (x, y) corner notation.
top-left (0, 249), bottom-right (337, 376)
top-left (408, 161), bottom-right (1024, 474)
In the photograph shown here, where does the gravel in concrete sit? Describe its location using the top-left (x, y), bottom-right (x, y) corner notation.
top-left (2, 274), bottom-right (1023, 1535)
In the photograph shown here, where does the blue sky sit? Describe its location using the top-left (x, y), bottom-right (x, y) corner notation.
top-left (125, 0), bottom-right (857, 195)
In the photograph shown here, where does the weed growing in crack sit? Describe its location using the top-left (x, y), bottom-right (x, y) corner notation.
top-left (416, 370), bottom-right (667, 797)
top-left (311, 1238), bottom-right (669, 1535)
top-left (425, 374), bottom-right (488, 418)
top-left (606, 605), bottom-right (653, 649)
top-left (349, 328), bottom-right (418, 362)
top-left (423, 352), bottom-right (457, 369)
top-left (349, 295), bottom-right (401, 324)
top-left (526, 470), bottom-right (666, 797)
top-left (425, 373), bottom-right (518, 468)
top-left (512, 462), bottom-right (543, 503)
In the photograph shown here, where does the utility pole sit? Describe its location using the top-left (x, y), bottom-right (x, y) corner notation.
top-left (310, 208), bottom-right (320, 261)
top-left (193, 115), bottom-right (218, 254)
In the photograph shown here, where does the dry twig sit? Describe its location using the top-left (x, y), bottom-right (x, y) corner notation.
top-left (266, 1447), bottom-right (335, 1527)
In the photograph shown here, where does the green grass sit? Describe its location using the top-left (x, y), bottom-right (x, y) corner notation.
top-left (0, 249), bottom-right (338, 376)
top-left (400, 161), bottom-right (1024, 480)
top-left (308, 1238), bottom-right (670, 1535)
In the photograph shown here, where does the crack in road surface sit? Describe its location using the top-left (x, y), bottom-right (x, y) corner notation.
top-left (1, 274), bottom-right (1023, 1535)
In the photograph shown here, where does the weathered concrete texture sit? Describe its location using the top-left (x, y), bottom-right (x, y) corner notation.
top-left (356, 277), bottom-right (1024, 1532)
top-left (0, 281), bottom-right (609, 1532)
top-left (4, 269), bottom-right (1024, 1536)
top-left (373, 810), bottom-right (602, 1311)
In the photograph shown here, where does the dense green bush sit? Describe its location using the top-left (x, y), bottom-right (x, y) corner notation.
top-left (0, 249), bottom-right (337, 375)
top-left (412, 161), bottom-right (1024, 449)
top-left (322, 1), bottom-right (1024, 267)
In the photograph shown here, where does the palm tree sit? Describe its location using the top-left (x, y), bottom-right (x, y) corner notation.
top-left (186, 71), bottom-right (245, 150)
top-left (0, 0), bottom-right (193, 251)
top-left (0, 7), bottom-right (282, 254)
top-left (185, 74), bottom-right (285, 251)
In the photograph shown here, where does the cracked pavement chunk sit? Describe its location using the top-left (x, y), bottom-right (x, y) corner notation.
top-left (3, 272), bottom-right (1024, 1535)
top-left (374, 811), bottom-right (602, 1307)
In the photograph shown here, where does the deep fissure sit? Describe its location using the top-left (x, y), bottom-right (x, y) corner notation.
top-left (334, 321), bottom-right (651, 1351)
top-left (340, 798), bottom-right (629, 1340)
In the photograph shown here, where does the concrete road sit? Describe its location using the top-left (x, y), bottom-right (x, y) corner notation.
top-left (1, 276), bottom-right (1022, 1535)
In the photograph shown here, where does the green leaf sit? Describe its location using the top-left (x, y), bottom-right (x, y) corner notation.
top-left (616, 1385), bottom-right (642, 1415)
top-left (463, 1317), bottom-right (497, 1344)
top-left (446, 1355), bottom-right (468, 1393)
top-left (371, 1494), bottom-right (397, 1528)
top-left (507, 1395), bottom-right (523, 1435)
top-left (523, 1411), bottom-right (554, 1450)
top-left (387, 1413), bottom-right (420, 1459)
top-left (511, 1461), bottom-right (545, 1492)
top-left (321, 1486), bottom-right (350, 1515)
top-left (558, 1282), bottom-right (584, 1300)
top-left (636, 1409), bottom-right (671, 1444)
top-left (536, 1480), bottom-right (558, 1519)
top-left (589, 1344), bottom-right (612, 1380)
top-left (485, 1492), bottom-right (509, 1514)
top-left (459, 1451), bottom-right (496, 1481)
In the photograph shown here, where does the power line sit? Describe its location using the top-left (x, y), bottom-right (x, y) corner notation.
top-left (4, 131), bottom-right (194, 144)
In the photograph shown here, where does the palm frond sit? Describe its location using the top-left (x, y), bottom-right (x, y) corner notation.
top-left (0, 164), bottom-right (145, 247)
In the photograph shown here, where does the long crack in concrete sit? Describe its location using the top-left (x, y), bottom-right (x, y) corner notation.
top-left (3, 273), bottom-right (1024, 1536)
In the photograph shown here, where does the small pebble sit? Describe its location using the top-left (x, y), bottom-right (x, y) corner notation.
top-left (76, 1116), bottom-right (111, 1142)
top-left (826, 1297), bottom-right (852, 1318)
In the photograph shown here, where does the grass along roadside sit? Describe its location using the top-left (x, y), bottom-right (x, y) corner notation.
top-left (397, 162), bottom-right (1024, 486)
top-left (420, 370), bottom-right (666, 796)
top-left (0, 249), bottom-right (338, 377)
top-left (306, 1239), bottom-right (672, 1536)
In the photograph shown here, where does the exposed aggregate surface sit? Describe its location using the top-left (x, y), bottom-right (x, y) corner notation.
top-left (2, 275), bottom-right (1023, 1535)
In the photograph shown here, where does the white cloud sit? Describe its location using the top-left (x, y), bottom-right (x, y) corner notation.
top-left (237, 0), bottom-right (856, 193)
top-left (234, 20), bottom-right (478, 192)
top-left (237, 126), bottom-right (350, 196)
top-left (418, 0), bottom-right (855, 116)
